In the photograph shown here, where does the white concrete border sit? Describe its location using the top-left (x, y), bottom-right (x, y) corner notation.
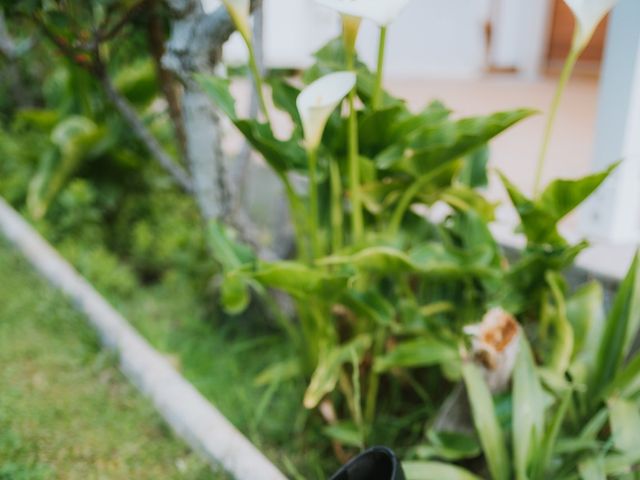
top-left (0, 197), bottom-right (286, 480)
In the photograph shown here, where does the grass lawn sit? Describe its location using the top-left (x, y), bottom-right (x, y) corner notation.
top-left (0, 240), bottom-right (225, 480)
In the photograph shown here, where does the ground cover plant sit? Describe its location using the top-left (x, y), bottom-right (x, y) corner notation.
top-left (1, 0), bottom-right (639, 478)
top-left (0, 240), bottom-right (219, 480)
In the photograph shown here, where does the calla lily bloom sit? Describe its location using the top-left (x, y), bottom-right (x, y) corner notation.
top-left (315, 0), bottom-right (413, 27)
top-left (222, 0), bottom-right (252, 43)
top-left (563, 0), bottom-right (619, 51)
top-left (297, 71), bottom-right (357, 150)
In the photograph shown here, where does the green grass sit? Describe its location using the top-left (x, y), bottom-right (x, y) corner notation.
top-left (0, 241), bottom-right (224, 480)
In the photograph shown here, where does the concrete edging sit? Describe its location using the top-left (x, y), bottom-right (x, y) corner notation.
top-left (0, 198), bottom-right (286, 480)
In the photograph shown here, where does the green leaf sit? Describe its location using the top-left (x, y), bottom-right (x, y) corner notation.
top-left (27, 115), bottom-right (104, 219)
top-left (195, 74), bottom-right (237, 119)
top-left (342, 290), bottom-right (395, 327)
top-left (458, 145), bottom-right (489, 188)
top-left (220, 274), bottom-right (250, 315)
top-left (322, 422), bottom-right (363, 448)
top-left (251, 261), bottom-right (349, 301)
top-left (591, 253), bottom-right (640, 400)
top-left (207, 221), bottom-right (254, 271)
top-left (303, 335), bottom-right (372, 409)
top-left (578, 457), bottom-right (606, 480)
top-left (254, 358), bottom-right (302, 386)
top-left (608, 397), bottom-right (640, 455)
top-left (374, 337), bottom-right (458, 372)
top-left (320, 244), bottom-right (496, 279)
top-left (378, 109), bottom-right (535, 176)
top-left (546, 271), bottom-right (574, 376)
top-left (499, 163), bottom-right (618, 246)
top-left (424, 430), bottom-right (482, 461)
top-left (462, 362), bottom-right (511, 480)
top-left (512, 335), bottom-right (546, 480)
top-left (234, 119), bottom-right (306, 174)
top-left (538, 162), bottom-right (619, 222)
top-left (403, 461), bottom-right (482, 480)
top-left (605, 353), bottom-right (640, 399)
top-left (567, 282), bottom-right (605, 386)
top-left (267, 76), bottom-right (302, 127)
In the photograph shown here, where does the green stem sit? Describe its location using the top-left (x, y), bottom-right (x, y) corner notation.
top-left (307, 147), bottom-right (321, 259)
top-left (346, 52), bottom-right (363, 243)
top-left (372, 26), bottom-right (387, 110)
top-left (247, 41), bottom-right (272, 125)
top-left (280, 173), bottom-right (309, 262)
top-left (533, 47), bottom-right (579, 196)
top-left (364, 328), bottom-right (385, 429)
top-left (388, 164), bottom-right (449, 235)
top-left (329, 158), bottom-right (343, 253)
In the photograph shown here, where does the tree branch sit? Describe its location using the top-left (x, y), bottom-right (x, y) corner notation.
top-left (97, 65), bottom-right (193, 192)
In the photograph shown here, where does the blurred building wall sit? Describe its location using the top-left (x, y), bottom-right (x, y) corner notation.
top-left (224, 0), bottom-right (493, 78)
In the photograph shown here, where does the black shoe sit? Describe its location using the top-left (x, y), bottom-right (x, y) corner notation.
top-left (329, 446), bottom-right (405, 480)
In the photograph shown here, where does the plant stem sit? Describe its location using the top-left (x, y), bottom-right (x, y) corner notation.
top-left (280, 173), bottom-right (309, 262)
top-left (247, 41), bottom-right (272, 125)
top-left (346, 52), bottom-right (363, 243)
top-left (533, 46), bottom-right (579, 196)
top-left (364, 328), bottom-right (385, 429)
top-left (307, 147), bottom-right (321, 259)
top-left (329, 158), bottom-right (344, 253)
top-left (388, 164), bottom-right (450, 234)
top-left (372, 26), bottom-right (387, 110)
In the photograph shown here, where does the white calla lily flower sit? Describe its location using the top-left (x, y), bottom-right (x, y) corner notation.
top-left (315, 0), bottom-right (413, 26)
top-left (297, 71), bottom-right (356, 150)
top-left (222, 0), bottom-right (252, 42)
top-left (563, 0), bottom-right (619, 51)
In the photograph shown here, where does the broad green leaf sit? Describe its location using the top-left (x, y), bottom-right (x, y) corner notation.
top-left (374, 337), bottom-right (458, 372)
top-left (207, 221), bottom-right (254, 271)
top-left (499, 163), bottom-right (617, 246)
top-left (608, 397), bottom-right (640, 455)
top-left (113, 59), bottom-right (157, 106)
top-left (462, 362), bottom-right (511, 480)
top-left (303, 335), bottom-right (372, 409)
top-left (377, 109), bottom-right (535, 176)
top-left (234, 119), bottom-right (306, 174)
top-left (389, 101), bottom-right (450, 141)
top-left (591, 253), bottom-right (640, 400)
top-left (195, 74), bottom-right (237, 119)
top-left (342, 290), bottom-right (395, 326)
top-left (254, 358), bottom-right (301, 386)
top-left (458, 145), bottom-right (489, 188)
top-left (512, 335), bottom-right (546, 480)
top-left (27, 115), bottom-right (104, 219)
top-left (220, 274), bottom-right (250, 315)
top-left (605, 353), bottom-right (640, 399)
top-left (578, 457), bottom-right (606, 480)
top-left (320, 244), bottom-right (496, 279)
top-left (538, 162), bottom-right (618, 221)
top-left (403, 461), bottom-right (481, 480)
top-left (322, 422), bottom-right (363, 448)
top-left (251, 262), bottom-right (348, 301)
top-left (424, 430), bottom-right (482, 461)
top-left (358, 105), bottom-right (405, 156)
top-left (267, 76), bottom-right (302, 127)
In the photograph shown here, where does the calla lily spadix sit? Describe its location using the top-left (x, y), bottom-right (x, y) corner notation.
top-left (222, 0), bottom-right (252, 43)
top-left (297, 71), bottom-right (357, 151)
top-left (563, 0), bottom-right (619, 52)
top-left (315, 0), bottom-right (413, 27)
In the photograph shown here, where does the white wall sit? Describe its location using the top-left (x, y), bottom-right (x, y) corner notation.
top-left (224, 0), bottom-right (492, 78)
